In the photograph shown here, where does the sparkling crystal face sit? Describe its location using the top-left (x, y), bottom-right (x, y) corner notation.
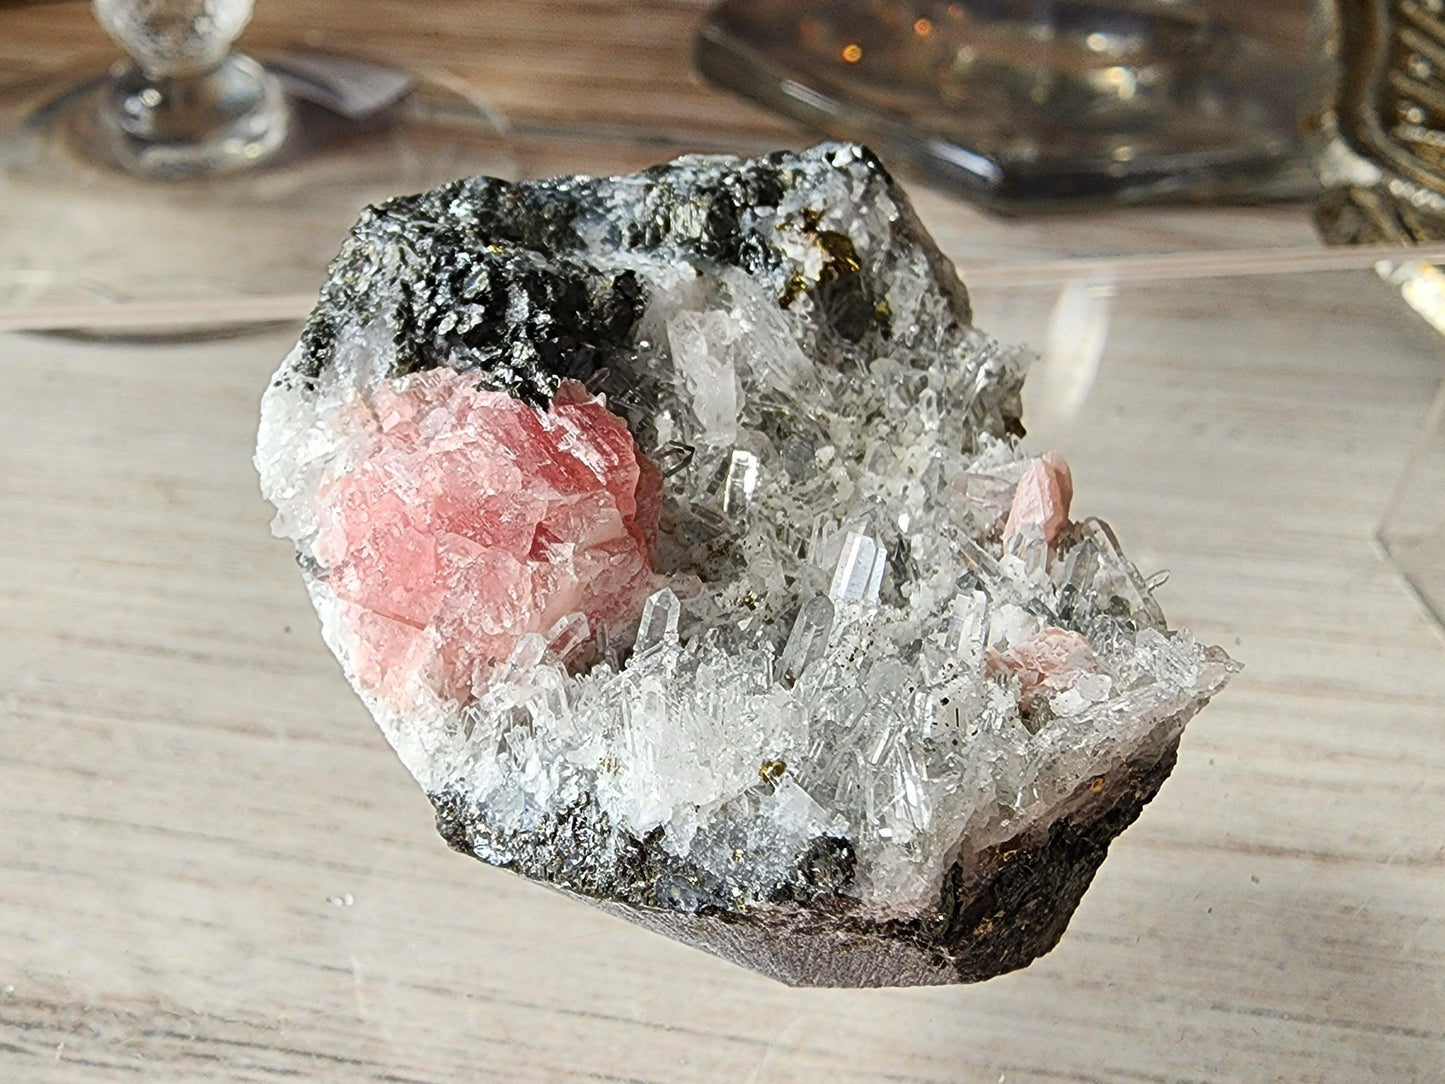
top-left (257, 144), bottom-right (1236, 984)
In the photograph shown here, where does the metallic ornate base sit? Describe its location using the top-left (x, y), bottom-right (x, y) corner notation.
top-left (1315, 179), bottom-right (1445, 246)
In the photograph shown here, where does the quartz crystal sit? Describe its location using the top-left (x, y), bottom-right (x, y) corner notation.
top-left (257, 143), bottom-right (1237, 987)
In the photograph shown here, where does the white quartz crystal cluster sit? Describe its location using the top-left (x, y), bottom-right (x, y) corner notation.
top-left (259, 143), bottom-right (1235, 916)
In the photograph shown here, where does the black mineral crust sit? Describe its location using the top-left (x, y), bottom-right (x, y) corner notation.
top-left (289, 143), bottom-right (992, 424)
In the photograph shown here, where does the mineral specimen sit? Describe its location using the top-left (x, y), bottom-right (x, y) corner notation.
top-left (257, 143), bottom-right (1237, 987)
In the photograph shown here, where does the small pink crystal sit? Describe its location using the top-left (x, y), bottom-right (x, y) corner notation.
top-left (988, 627), bottom-right (1097, 712)
top-left (312, 371), bottom-right (661, 705)
top-left (1002, 452), bottom-right (1073, 548)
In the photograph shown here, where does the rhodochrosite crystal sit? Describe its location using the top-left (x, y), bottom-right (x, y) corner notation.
top-left (310, 373), bottom-right (661, 705)
top-left (257, 143), bottom-right (1237, 987)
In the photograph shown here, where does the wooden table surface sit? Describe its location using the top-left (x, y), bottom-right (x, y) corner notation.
top-left (3, 3), bottom-right (1444, 1083)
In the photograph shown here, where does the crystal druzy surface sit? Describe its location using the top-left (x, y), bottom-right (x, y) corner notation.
top-left (257, 143), bottom-right (1237, 987)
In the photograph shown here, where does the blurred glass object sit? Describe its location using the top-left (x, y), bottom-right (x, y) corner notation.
top-left (0, 0), bottom-right (516, 322)
top-left (1377, 376), bottom-right (1445, 632)
top-left (1314, 0), bottom-right (1445, 632)
top-left (696, 0), bottom-right (1316, 211)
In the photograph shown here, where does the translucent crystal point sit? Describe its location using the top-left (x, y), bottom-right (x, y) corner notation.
top-left (545, 611), bottom-right (591, 660)
top-left (830, 531), bottom-right (887, 605)
top-left (1079, 518), bottom-right (1168, 630)
top-left (945, 589), bottom-right (989, 673)
top-left (1007, 519), bottom-right (1049, 578)
top-left (779, 594), bottom-right (835, 686)
top-left (722, 448), bottom-right (760, 517)
top-left (634, 586), bottom-right (681, 654)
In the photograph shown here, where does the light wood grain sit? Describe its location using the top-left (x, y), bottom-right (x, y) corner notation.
top-left (3, 2), bottom-right (1444, 1082)
top-left (4, 261), bottom-right (1443, 1084)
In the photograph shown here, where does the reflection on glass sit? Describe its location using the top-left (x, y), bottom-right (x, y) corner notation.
top-left (1033, 279), bottom-right (1113, 430)
top-left (88, 0), bottom-right (289, 177)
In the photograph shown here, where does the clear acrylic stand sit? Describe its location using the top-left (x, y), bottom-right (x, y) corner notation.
top-left (1378, 375), bottom-right (1445, 633)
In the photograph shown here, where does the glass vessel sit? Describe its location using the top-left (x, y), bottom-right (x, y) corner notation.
top-left (1377, 374), bottom-right (1445, 631)
top-left (696, 0), bottom-right (1317, 211)
top-left (0, 0), bottom-right (516, 324)
top-left (1313, 0), bottom-right (1445, 631)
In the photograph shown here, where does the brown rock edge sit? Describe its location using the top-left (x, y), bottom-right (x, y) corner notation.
top-left (567, 707), bottom-right (1199, 987)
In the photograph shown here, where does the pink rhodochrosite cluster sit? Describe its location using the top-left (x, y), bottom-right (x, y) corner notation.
top-left (989, 627), bottom-right (1099, 714)
top-left (311, 370), bottom-right (662, 706)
